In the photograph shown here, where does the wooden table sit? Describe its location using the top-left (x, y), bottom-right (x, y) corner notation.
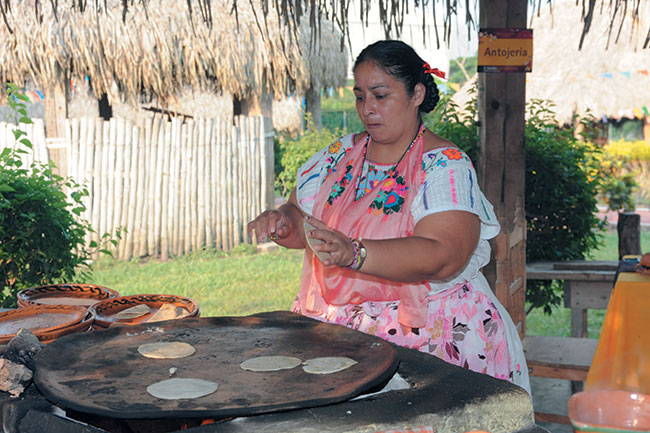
top-left (526, 260), bottom-right (617, 338)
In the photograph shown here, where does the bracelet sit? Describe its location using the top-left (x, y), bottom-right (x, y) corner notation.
top-left (346, 238), bottom-right (367, 271)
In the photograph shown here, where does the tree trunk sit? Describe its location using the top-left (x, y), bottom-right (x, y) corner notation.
top-left (617, 212), bottom-right (641, 259)
top-left (304, 86), bottom-right (322, 132)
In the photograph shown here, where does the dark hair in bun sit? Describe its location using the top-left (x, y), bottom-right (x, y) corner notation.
top-left (353, 40), bottom-right (440, 113)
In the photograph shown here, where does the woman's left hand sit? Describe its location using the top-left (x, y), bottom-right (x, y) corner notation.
top-left (304, 216), bottom-right (356, 268)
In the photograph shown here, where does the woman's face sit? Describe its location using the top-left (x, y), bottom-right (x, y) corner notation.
top-left (353, 60), bottom-right (423, 146)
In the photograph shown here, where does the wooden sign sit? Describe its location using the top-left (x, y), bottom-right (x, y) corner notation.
top-left (478, 28), bottom-right (533, 73)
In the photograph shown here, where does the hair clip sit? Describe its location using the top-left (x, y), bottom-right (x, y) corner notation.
top-left (422, 62), bottom-right (446, 79)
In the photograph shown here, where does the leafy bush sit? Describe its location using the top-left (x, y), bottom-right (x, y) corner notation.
top-left (597, 157), bottom-right (639, 212)
top-left (604, 139), bottom-right (650, 161)
top-left (425, 91), bottom-right (479, 162)
top-left (275, 117), bottom-right (342, 197)
top-left (447, 56), bottom-right (478, 95)
top-left (523, 100), bottom-right (605, 312)
top-left (600, 139), bottom-right (649, 209)
top-left (0, 84), bottom-right (117, 307)
top-left (321, 86), bottom-right (364, 133)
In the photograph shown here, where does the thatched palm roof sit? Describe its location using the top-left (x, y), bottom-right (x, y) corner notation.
top-left (452, 2), bottom-right (650, 124)
top-left (3, 1), bottom-right (646, 51)
top-left (0, 0), bottom-right (347, 103)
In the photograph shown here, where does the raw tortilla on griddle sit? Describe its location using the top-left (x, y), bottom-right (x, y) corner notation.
top-left (147, 378), bottom-right (218, 400)
top-left (240, 355), bottom-right (303, 372)
top-left (302, 357), bottom-right (358, 374)
top-left (138, 342), bottom-right (196, 359)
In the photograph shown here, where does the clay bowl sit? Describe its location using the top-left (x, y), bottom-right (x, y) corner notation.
top-left (36, 309), bottom-right (96, 343)
top-left (89, 294), bottom-right (200, 328)
top-left (0, 305), bottom-right (95, 344)
top-left (569, 390), bottom-right (650, 432)
top-left (17, 283), bottom-right (120, 308)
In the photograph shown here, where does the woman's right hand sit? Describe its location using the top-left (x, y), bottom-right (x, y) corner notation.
top-left (247, 210), bottom-right (295, 243)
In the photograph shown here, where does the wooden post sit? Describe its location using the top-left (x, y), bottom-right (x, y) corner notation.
top-left (91, 119), bottom-right (104, 257)
top-left (134, 117), bottom-right (149, 258)
top-left (617, 212), bottom-right (641, 259)
top-left (478, 0), bottom-right (528, 338)
top-left (112, 118), bottom-right (125, 256)
top-left (44, 82), bottom-right (68, 139)
top-left (218, 119), bottom-right (228, 250)
top-left (190, 119), bottom-right (200, 252)
top-left (69, 118), bottom-right (80, 182)
top-left (203, 118), bottom-right (214, 248)
top-left (169, 117), bottom-right (182, 257)
top-left (160, 120), bottom-right (172, 260)
top-left (183, 120), bottom-right (193, 254)
top-left (46, 137), bottom-right (70, 179)
top-left (99, 120), bottom-right (111, 242)
top-left (82, 118), bottom-right (96, 244)
top-left (125, 123), bottom-right (140, 260)
top-left (119, 119), bottom-right (134, 259)
top-left (44, 79), bottom-right (70, 180)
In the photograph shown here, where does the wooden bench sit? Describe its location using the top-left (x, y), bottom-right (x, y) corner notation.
top-left (524, 261), bottom-right (617, 424)
top-left (523, 335), bottom-right (598, 382)
top-left (523, 335), bottom-right (599, 424)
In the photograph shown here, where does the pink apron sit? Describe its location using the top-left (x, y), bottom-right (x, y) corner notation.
top-left (296, 125), bottom-right (431, 328)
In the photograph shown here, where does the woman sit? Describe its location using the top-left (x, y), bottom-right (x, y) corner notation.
top-left (248, 40), bottom-right (530, 393)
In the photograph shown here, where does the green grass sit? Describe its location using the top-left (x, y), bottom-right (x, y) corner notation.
top-left (588, 228), bottom-right (650, 261)
top-left (90, 245), bottom-right (303, 318)
top-left (90, 229), bottom-right (650, 337)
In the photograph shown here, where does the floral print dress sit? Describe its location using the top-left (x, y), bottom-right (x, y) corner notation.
top-left (292, 131), bottom-right (530, 394)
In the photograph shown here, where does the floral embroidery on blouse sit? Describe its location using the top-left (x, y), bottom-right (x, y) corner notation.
top-left (422, 147), bottom-right (471, 172)
top-left (328, 140), bottom-right (342, 154)
top-left (355, 164), bottom-right (390, 199)
top-left (370, 174), bottom-right (409, 215)
top-left (324, 147), bottom-right (349, 177)
top-left (326, 159), bottom-right (410, 215)
top-left (325, 159), bottom-right (355, 208)
top-left (442, 148), bottom-right (464, 160)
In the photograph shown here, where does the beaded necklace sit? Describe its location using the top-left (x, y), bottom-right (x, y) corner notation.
top-left (354, 123), bottom-right (426, 200)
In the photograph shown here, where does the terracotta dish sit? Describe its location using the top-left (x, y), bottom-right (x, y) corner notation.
top-left (17, 284), bottom-right (120, 308)
top-left (569, 390), bottom-right (650, 432)
top-left (0, 305), bottom-right (95, 344)
top-left (89, 294), bottom-right (200, 328)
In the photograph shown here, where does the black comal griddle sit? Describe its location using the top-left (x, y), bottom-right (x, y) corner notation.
top-left (33, 314), bottom-right (399, 419)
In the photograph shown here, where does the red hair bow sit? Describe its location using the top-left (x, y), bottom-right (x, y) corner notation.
top-left (422, 62), bottom-right (446, 79)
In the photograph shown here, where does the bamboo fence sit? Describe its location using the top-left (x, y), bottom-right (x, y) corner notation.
top-left (0, 114), bottom-right (274, 260)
